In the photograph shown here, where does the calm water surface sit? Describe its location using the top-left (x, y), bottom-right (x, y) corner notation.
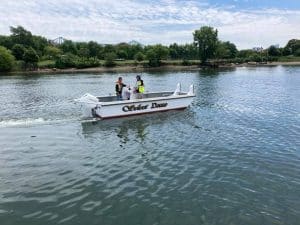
top-left (0, 66), bottom-right (299, 225)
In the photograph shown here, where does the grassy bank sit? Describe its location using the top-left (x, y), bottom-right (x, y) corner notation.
top-left (277, 56), bottom-right (300, 62)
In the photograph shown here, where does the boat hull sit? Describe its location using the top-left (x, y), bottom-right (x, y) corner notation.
top-left (92, 96), bottom-right (194, 119)
top-left (75, 84), bottom-right (195, 119)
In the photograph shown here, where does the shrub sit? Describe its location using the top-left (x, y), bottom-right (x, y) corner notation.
top-left (104, 53), bottom-right (117, 67)
top-left (14, 60), bottom-right (26, 70)
top-left (181, 59), bottom-right (192, 66)
top-left (55, 53), bottom-right (78, 69)
top-left (23, 47), bottom-right (39, 69)
top-left (295, 49), bottom-right (300, 57)
top-left (75, 57), bottom-right (101, 69)
top-left (145, 45), bottom-right (169, 67)
top-left (229, 58), bottom-right (245, 64)
top-left (12, 44), bottom-right (26, 60)
top-left (55, 54), bottom-right (101, 69)
top-left (0, 46), bottom-right (16, 72)
top-left (38, 60), bottom-right (55, 69)
top-left (248, 54), bottom-right (261, 62)
top-left (134, 52), bottom-right (145, 62)
top-left (146, 49), bottom-right (160, 67)
top-left (44, 46), bottom-right (62, 60)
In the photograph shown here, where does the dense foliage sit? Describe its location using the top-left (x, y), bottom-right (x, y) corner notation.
top-left (193, 26), bottom-right (218, 64)
top-left (0, 46), bottom-right (15, 72)
top-left (0, 25), bottom-right (299, 72)
top-left (145, 44), bottom-right (169, 67)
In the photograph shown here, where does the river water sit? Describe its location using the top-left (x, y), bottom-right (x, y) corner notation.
top-left (0, 66), bottom-right (299, 225)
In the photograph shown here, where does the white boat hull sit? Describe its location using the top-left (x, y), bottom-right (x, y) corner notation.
top-left (95, 96), bottom-right (193, 119)
top-left (75, 84), bottom-right (195, 119)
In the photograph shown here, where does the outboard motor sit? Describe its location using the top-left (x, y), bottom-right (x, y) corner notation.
top-left (74, 93), bottom-right (100, 118)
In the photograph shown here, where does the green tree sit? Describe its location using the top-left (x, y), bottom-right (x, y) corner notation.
top-left (116, 43), bottom-right (130, 59)
top-left (44, 46), bottom-right (62, 59)
top-left (32, 35), bottom-right (48, 56)
top-left (78, 47), bottom-right (90, 58)
top-left (23, 47), bottom-right (39, 69)
top-left (75, 57), bottom-right (101, 69)
top-left (169, 43), bottom-right (180, 59)
top-left (237, 49), bottom-right (254, 58)
top-left (193, 26), bottom-right (218, 64)
top-left (295, 48), bottom-right (300, 57)
top-left (103, 44), bottom-right (116, 55)
top-left (237, 49), bottom-right (265, 62)
top-left (0, 35), bottom-right (13, 49)
top-left (134, 52), bottom-right (145, 61)
top-left (10, 26), bottom-right (33, 47)
top-left (216, 41), bottom-right (238, 59)
top-left (0, 46), bottom-right (15, 72)
top-left (127, 44), bottom-right (143, 59)
top-left (183, 44), bottom-right (198, 59)
top-left (169, 43), bottom-right (198, 60)
top-left (216, 42), bottom-right (230, 59)
top-left (282, 47), bottom-right (292, 56)
top-left (268, 45), bottom-right (281, 57)
top-left (97, 49), bottom-right (105, 59)
top-left (146, 49), bottom-right (158, 66)
top-left (60, 40), bottom-right (77, 55)
top-left (88, 41), bottom-right (102, 58)
top-left (145, 44), bottom-right (169, 67)
top-left (117, 50), bottom-right (128, 59)
top-left (55, 53), bottom-right (78, 69)
top-left (12, 44), bottom-right (26, 60)
top-left (104, 52), bottom-right (117, 67)
top-left (284, 39), bottom-right (300, 55)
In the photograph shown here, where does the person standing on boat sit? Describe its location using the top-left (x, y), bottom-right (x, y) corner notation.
top-left (135, 75), bottom-right (145, 98)
top-left (115, 77), bottom-right (126, 100)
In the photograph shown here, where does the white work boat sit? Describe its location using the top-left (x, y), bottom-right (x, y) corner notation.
top-left (75, 83), bottom-right (195, 119)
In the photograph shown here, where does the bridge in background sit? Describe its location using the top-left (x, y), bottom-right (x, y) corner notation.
top-left (50, 37), bottom-right (66, 45)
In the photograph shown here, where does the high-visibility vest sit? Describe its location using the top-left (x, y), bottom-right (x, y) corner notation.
top-left (137, 80), bottom-right (145, 93)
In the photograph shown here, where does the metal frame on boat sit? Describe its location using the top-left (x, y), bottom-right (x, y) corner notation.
top-left (75, 83), bottom-right (195, 119)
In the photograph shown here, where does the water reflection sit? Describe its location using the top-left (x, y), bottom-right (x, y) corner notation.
top-left (199, 67), bottom-right (236, 77)
top-left (81, 109), bottom-right (196, 145)
top-left (81, 116), bottom-right (150, 144)
top-left (199, 68), bottom-right (220, 77)
top-left (195, 72), bottom-right (222, 109)
top-left (1, 67), bottom-right (300, 225)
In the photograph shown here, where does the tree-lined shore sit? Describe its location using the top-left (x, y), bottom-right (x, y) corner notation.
top-left (0, 26), bottom-right (300, 73)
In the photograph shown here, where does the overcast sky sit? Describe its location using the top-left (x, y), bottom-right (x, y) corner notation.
top-left (0, 0), bottom-right (299, 49)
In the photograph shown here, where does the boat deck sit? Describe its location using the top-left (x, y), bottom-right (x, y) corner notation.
top-left (97, 91), bottom-right (186, 102)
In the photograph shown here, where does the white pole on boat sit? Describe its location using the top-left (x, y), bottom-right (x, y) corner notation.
top-left (188, 84), bottom-right (194, 95)
top-left (173, 83), bottom-right (181, 95)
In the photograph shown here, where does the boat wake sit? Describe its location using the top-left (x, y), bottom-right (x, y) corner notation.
top-left (0, 117), bottom-right (87, 128)
top-left (0, 118), bottom-right (47, 128)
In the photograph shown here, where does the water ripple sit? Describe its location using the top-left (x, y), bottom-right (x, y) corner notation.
top-left (0, 68), bottom-right (300, 225)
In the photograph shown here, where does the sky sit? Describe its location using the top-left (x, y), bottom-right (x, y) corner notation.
top-left (0, 0), bottom-right (299, 49)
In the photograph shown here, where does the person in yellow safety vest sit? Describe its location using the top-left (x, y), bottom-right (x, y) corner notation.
top-left (135, 75), bottom-right (145, 95)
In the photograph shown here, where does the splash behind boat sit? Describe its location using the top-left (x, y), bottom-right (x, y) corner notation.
top-left (75, 83), bottom-right (195, 119)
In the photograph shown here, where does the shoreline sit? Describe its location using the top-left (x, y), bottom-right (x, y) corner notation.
top-left (5, 61), bottom-right (300, 75)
